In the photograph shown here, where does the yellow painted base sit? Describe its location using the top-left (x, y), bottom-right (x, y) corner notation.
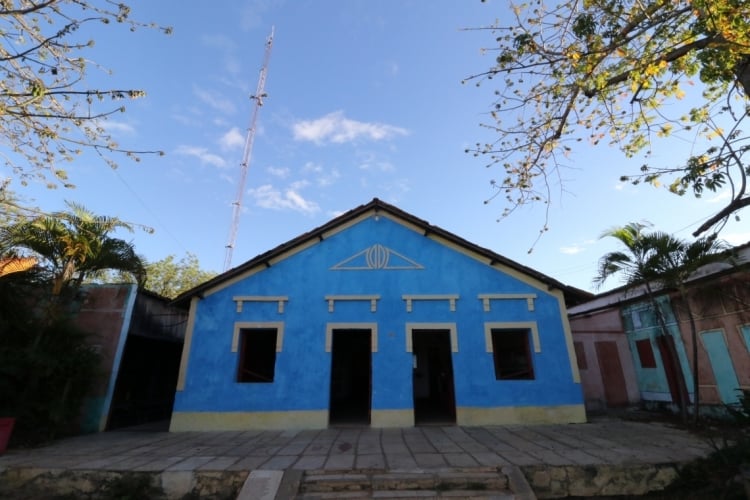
top-left (170, 405), bottom-right (586, 431)
top-left (457, 405), bottom-right (587, 426)
top-left (371, 409), bottom-right (414, 428)
top-left (169, 410), bottom-right (328, 431)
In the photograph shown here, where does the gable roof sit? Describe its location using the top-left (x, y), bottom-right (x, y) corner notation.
top-left (172, 198), bottom-right (593, 306)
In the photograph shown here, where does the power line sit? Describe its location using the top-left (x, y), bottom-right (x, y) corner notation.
top-left (109, 166), bottom-right (189, 249)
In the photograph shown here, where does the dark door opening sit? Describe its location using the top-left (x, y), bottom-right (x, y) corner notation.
top-left (656, 334), bottom-right (689, 407)
top-left (412, 330), bottom-right (456, 425)
top-left (329, 329), bottom-right (372, 426)
top-left (107, 336), bottom-right (183, 430)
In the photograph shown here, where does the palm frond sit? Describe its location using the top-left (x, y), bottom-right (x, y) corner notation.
top-left (0, 256), bottom-right (37, 277)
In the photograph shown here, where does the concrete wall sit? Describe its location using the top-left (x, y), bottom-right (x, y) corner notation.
top-left (172, 213), bottom-right (585, 430)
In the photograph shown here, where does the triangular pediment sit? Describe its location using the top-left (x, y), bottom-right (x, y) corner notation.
top-left (331, 243), bottom-right (424, 270)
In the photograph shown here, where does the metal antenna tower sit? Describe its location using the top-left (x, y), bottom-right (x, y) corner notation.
top-left (224, 27), bottom-right (274, 271)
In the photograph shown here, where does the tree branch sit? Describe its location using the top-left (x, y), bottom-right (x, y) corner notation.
top-left (583, 36), bottom-right (718, 98)
top-left (693, 196), bottom-right (750, 236)
top-left (0, 0), bottom-right (57, 16)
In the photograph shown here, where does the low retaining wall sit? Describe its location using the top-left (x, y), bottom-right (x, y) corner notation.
top-left (0, 463), bottom-right (682, 499)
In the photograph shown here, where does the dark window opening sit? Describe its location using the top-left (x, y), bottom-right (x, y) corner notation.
top-left (237, 328), bottom-right (277, 383)
top-left (491, 329), bottom-right (534, 380)
top-left (635, 338), bottom-right (656, 368)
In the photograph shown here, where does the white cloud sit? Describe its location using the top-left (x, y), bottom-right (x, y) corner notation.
top-left (560, 245), bottom-right (585, 255)
top-left (356, 151), bottom-right (396, 175)
top-left (286, 190), bottom-right (318, 213)
top-left (359, 159), bottom-right (395, 172)
top-left (267, 166), bottom-right (290, 178)
top-left (377, 178), bottom-right (411, 198)
top-left (721, 232), bottom-right (750, 246)
top-left (317, 168), bottom-right (340, 187)
top-left (224, 56), bottom-right (242, 75)
top-left (200, 34), bottom-right (236, 51)
top-left (175, 145), bottom-right (227, 168)
top-left (240, 0), bottom-right (271, 31)
top-left (213, 117), bottom-right (230, 127)
top-left (560, 238), bottom-right (597, 255)
top-left (249, 184), bottom-right (320, 214)
top-left (193, 86), bottom-right (236, 114)
top-left (101, 120), bottom-right (135, 135)
top-left (292, 111), bottom-right (408, 145)
top-left (219, 127), bottom-right (245, 151)
top-left (172, 113), bottom-right (201, 127)
top-left (707, 190), bottom-right (731, 204)
top-left (301, 162), bottom-right (340, 187)
top-left (290, 179), bottom-right (310, 190)
top-left (303, 161), bottom-right (323, 173)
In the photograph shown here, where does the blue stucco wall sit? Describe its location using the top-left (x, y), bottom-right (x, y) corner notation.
top-left (174, 214), bottom-right (583, 414)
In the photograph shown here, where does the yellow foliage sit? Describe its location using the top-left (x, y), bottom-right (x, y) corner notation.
top-left (706, 127), bottom-right (724, 139)
top-left (0, 257), bottom-right (37, 277)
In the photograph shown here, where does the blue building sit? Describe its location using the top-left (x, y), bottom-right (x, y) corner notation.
top-left (170, 199), bottom-right (586, 430)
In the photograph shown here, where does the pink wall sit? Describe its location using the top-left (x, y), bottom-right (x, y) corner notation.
top-left (670, 274), bottom-right (750, 406)
top-left (569, 266), bottom-right (750, 414)
top-left (570, 307), bottom-right (641, 411)
top-left (73, 285), bottom-right (135, 421)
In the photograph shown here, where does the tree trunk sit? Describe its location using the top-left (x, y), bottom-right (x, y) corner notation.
top-left (679, 288), bottom-right (700, 425)
top-left (736, 55), bottom-right (750, 98)
top-left (52, 260), bottom-right (76, 296)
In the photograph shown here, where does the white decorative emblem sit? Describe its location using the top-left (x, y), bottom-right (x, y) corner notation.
top-left (331, 244), bottom-right (424, 270)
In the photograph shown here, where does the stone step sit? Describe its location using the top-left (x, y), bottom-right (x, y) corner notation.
top-left (373, 492), bottom-right (515, 499)
top-left (297, 490), bottom-right (515, 499)
top-left (294, 468), bottom-right (529, 499)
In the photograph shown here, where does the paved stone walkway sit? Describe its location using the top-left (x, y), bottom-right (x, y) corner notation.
top-left (0, 418), bottom-right (714, 498)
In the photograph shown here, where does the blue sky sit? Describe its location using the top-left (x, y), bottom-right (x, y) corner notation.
top-left (10, 0), bottom-right (749, 293)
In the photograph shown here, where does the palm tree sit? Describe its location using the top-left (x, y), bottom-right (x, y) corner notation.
top-left (594, 222), bottom-right (690, 422)
top-left (0, 203), bottom-right (137, 434)
top-left (0, 201), bottom-right (145, 298)
top-left (643, 232), bottom-right (731, 423)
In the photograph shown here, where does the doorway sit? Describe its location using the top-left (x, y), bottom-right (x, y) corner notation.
top-left (329, 329), bottom-right (372, 425)
top-left (412, 330), bottom-right (456, 425)
top-left (656, 334), bottom-right (689, 407)
top-left (595, 341), bottom-right (629, 407)
top-left (107, 335), bottom-right (183, 430)
top-left (701, 330), bottom-right (740, 404)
